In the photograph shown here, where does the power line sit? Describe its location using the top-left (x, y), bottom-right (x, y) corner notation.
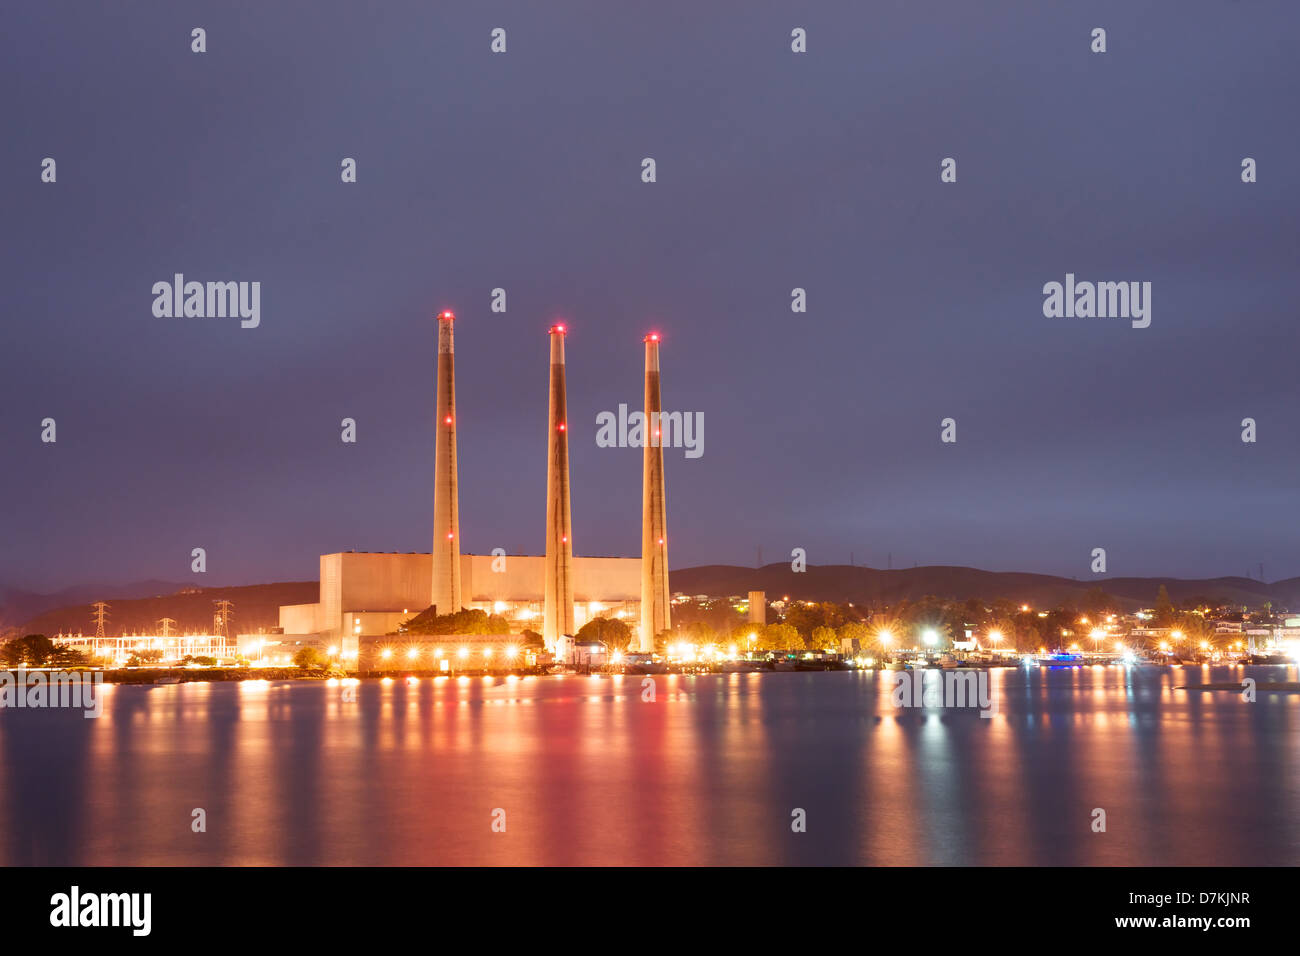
top-left (213, 600), bottom-right (234, 638)
top-left (91, 601), bottom-right (109, 639)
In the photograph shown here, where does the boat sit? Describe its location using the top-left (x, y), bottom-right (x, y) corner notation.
top-left (620, 653), bottom-right (667, 674)
top-left (153, 676), bottom-right (182, 684)
top-left (796, 659), bottom-right (849, 671)
top-left (1247, 654), bottom-right (1292, 665)
top-left (1035, 651), bottom-right (1084, 666)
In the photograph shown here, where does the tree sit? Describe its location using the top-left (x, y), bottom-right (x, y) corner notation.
top-left (761, 623), bottom-right (803, 651)
top-left (1079, 587), bottom-right (1115, 618)
top-left (809, 626), bottom-right (837, 651)
top-left (1, 634), bottom-right (56, 666)
top-left (402, 607), bottom-right (510, 636)
top-left (577, 616), bottom-right (633, 652)
top-left (1155, 585), bottom-right (1176, 625)
top-left (1012, 608), bottom-right (1044, 652)
top-left (49, 646), bottom-right (89, 668)
top-left (1041, 609), bottom-right (1077, 648)
top-left (1170, 612), bottom-right (1214, 653)
top-left (293, 647), bottom-right (326, 669)
top-left (520, 629), bottom-right (545, 650)
top-left (671, 599), bottom-right (744, 635)
top-left (782, 602), bottom-right (849, 637)
top-left (679, 620), bottom-right (717, 646)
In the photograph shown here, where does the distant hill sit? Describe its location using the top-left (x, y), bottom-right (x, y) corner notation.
top-left (9, 563), bottom-right (1299, 640)
top-left (7, 582), bottom-right (318, 639)
top-left (0, 579), bottom-right (189, 633)
top-left (668, 564), bottom-right (1294, 610)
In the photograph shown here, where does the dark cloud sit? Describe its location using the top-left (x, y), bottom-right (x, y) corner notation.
top-left (3, 1), bottom-right (1298, 590)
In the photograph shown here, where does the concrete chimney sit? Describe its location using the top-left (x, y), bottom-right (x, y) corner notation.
top-left (543, 323), bottom-right (575, 650)
top-left (431, 309), bottom-right (461, 616)
top-left (639, 332), bottom-right (670, 653)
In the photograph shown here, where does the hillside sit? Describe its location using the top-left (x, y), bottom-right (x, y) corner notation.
top-left (7, 582), bottom-right (318, 639)
top-left (8, 563), bottom-right (1299, 640)
top-left (668, 564), bottom-right (1288, 610)
top-left (0, 579), bottom-right (189, 633)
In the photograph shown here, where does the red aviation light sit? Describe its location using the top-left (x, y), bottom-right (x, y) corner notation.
top-left (561, 536), bottom-right (568, 543)
top-left (444, 415), bottom-right (453, 425)
top-left (645, 332), bottom-right (660, 342)
top-left (658, 538), bottom-right (665, 546)
top-left (558, 423), bottom-right (566, 431)
top-left (438, 310), bottom-right (455, 320)
top-left (551, 322), bottom-right (567, 335)
top-left (447, 532), bottom-right (454, 540)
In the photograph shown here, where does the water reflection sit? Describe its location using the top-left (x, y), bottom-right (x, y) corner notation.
top-left (1, 666), bottom-right (1297, 865)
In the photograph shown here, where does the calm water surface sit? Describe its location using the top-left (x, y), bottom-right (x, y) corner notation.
top-left (2, 666), bottom-right (1298, 865)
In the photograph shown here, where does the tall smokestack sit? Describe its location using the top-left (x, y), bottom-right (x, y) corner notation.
top-left (543, 323), bottom-right (575, 650)
top-left (640, 332), bottom-right (670, 653)
top-left (431, 309), bottom-right (461, 616)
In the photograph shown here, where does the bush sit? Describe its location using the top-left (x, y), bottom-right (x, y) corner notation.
top-left (293, 647), bottom-right (326, 669)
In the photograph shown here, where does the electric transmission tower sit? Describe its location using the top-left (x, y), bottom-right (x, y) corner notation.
top-left (91, 602), bottom-right (109, 639)
top-left (158, 617), bottom-right (176, 638)
top-left (213, 600), bottom-right (233, 638)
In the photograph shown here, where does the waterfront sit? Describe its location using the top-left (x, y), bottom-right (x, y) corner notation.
top-left (1, 666), bottom-right (1298, 866)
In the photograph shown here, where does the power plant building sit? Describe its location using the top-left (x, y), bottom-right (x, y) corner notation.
top-left (279, 550), bottom-right (640, 653)
top-left (277, 309), bottom-right (665, 655)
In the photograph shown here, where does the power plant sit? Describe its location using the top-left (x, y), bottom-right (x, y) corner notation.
top-left (431, 310), bottom-right (462, 616)
top-left (639, 333), bottom-right (671, 653)
top-left (276, 311), bottom-right (672, 658)
top-left (543, 323), bottom-right (575, 650)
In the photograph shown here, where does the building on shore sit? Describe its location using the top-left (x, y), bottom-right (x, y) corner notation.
top-left (277, 550), bottom-right (640, 655)
top-left (52, 632), bottom-right (236, 665)
top-left (277, 310), bottom-right (667, 659)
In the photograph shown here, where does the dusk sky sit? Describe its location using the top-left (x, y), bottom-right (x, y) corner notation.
top-left (4, 1), bottom-right (1299, 593)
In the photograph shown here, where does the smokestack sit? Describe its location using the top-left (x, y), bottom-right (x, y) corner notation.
top-left (543, 323), bottom-right (575, 650)
top-left (431, 309), bottom-right (461, 616)
top-left (640, 332), bottom-right (670, 653)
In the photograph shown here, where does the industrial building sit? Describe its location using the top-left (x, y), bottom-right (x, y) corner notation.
top-left (276, 550), bottom-right (640, 656)
top-left (53, 632), bottom-right (236, 666)
top-left (275, 309), bottom-right (669, 659)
